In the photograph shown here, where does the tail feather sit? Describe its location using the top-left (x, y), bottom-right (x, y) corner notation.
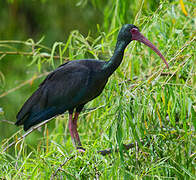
top-left (16, 86), bottom-right (66, 131)
top-left (23, 107), bottom-right (57, 131)
top-left (16, 88), bottom-right (42, 123)
top-left (15, 113), bottom-right (29, 126)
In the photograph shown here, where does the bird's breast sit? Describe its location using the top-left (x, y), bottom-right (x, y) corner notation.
top-left (77, 75), bottom-right (108, 105)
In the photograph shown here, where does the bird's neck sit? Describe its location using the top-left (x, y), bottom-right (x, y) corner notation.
top-left (102, 40), bottom-right (127, 77)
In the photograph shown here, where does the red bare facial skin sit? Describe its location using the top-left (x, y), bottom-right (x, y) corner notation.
top-left (131, 28), bottom-right (169, 69)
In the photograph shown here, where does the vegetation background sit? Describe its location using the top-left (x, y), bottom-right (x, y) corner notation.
top-left (0, 0), bottom-right (195, 179)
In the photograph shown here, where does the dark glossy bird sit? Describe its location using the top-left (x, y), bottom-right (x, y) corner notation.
top-left (16, 24), bottom-right (169, 149)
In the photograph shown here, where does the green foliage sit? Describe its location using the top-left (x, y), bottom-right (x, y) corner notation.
top-left (0, 0), bottom-right (195, 179)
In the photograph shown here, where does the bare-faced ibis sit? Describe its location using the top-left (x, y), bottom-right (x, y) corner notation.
top-left (16, 24), bottom-right (169, 149)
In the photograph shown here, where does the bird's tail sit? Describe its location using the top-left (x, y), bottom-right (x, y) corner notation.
top-left (16, 88), bottom-right (42, 126)
top-left (22, 107), bottom-right (57, 131)
top-left (16, 87), bottom-right (65, 131)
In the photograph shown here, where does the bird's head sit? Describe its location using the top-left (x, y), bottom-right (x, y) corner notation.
top-left (118, 24), bottom-right (169, 68)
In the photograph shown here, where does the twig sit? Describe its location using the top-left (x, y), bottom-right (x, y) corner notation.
top-left (50, 156), bottom-right (75, 180)
top-left (0, 119), bottom-right (15, 125)
top-left (118, 72), bottom-right (176, 85)
top-left (97, 141), bottom-right (143, 156)
top-left (165, 55), bottom-right (192, 84)
top-left (0, 72), bottom-right (49, 98)
top-left (0, 40), bottom-right (52, 51)
top-left (168, 36), bottom-right (196, 64)
top-left (0, 51), bottom-right (69, 61)
top-left (3, 116), bottom-right (56, 152)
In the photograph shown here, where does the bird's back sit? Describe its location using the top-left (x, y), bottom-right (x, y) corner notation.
top-left (16, 59), bottom-right (108, 131)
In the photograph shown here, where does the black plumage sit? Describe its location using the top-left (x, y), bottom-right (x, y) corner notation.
top-left (16, 60), bottom-right (108, 130)
top-left (16, 24), bottom-right (169, 149)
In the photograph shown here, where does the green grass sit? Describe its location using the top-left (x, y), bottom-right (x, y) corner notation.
top-left (0, 0), bottom-right (195, 179)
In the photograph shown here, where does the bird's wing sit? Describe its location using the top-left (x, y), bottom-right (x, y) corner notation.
top-left (41, 62), bottom-right (90, 108)
top-left (16, 62), bottom-right (90, 125)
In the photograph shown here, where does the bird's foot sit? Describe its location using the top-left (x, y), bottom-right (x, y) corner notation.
top-left (76, 146), bottom-right (85, 154)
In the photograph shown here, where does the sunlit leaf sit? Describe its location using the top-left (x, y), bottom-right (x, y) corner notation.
top-left (179, 0), bottom-right (188, 16)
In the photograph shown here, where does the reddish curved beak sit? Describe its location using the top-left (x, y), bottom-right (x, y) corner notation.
top-left (131, 28), bottom-right (169, 69)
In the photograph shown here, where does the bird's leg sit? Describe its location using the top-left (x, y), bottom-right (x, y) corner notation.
top-left (68, 112), bottom-right (83, 149)
top-left (73, 112), bottom-right (82, 148)
top-left (68, 113), bottom-right (75, 146)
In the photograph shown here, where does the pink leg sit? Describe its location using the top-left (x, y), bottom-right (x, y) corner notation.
top-left (68, 112), bottom-right (82, 148)
top-left (73, 112), bottom-right (82, 147)
top-left (68, 113), bottom-right (75, 145)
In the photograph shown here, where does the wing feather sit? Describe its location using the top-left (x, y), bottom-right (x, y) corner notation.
top-left (16, 62), bottom-right (90, 128)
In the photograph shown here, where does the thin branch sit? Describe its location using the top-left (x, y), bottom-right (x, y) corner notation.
top-left (165, 55), bottom-right (192, 84)
top-left (97, 141), bottom-right (143, 156)
top-left (50, 156), bottom-right (75, 180)
top-left (0, 119), bottom-right (15, 125)
top-left (0, 40), bottom-right (52, 51)
top-left (3, 116), bottom-right (57, 152)
top-left (168, 36), bottom-right (196, 64)
top-left (0, 72), bottom-right (49, 98)
top-left (118, 72), bottom-right (176, 86)
top-left (0, 51), bottom-right (69, 61)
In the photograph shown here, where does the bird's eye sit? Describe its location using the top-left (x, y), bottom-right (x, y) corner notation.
top-left (131, 28), bottom-right (138, 33)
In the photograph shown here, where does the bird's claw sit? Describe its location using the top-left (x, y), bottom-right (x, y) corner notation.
top-left (76, 146), bottom-right (85, 154)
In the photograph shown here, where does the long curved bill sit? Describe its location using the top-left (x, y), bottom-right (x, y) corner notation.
top-left (131, 28), bottom-right (169, 69)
